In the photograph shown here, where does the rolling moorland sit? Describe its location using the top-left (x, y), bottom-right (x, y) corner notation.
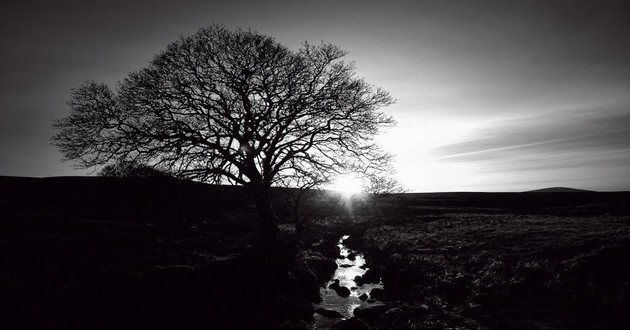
top-left (1, 176), bottom-right (629, 329)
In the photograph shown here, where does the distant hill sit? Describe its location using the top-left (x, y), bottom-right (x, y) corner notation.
top-left (525, 187), bottom-right (595, 193)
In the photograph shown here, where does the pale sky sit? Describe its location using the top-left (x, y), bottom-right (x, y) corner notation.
top-left (1, 0), bottom-right (629, 192)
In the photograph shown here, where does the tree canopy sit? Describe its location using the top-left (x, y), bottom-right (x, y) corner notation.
top-left (97, 159), bottom-right (173, 179)
top-left (53, 24), bottom-right (395, 246)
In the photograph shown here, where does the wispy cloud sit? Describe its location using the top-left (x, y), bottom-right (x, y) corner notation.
top-left (437, 104), bottom-right (630, 159)
top-left (432, 103), bottom-right (630, 190)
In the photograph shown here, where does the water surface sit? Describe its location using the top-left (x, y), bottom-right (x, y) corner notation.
top-left (311, 235), bottom-right (383, 329)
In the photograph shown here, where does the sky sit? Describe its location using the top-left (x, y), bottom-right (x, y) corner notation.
top-left (1, 0), bottom-right (629, 192)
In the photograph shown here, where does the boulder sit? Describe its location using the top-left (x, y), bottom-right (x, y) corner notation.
top-left (148, 264), bottom-right (195, 282)
top-left (379, 307), bottom-right (404, 323)
top-left (295, 301), bottom-right (314, 322)
top-left (274, 293), bottom-right (290, 308)
top-left (311, 295), bottom-right (323, 304)
top-left (358, 293), bottom-right (368, 301)
top-left (357, 268), bottom-right (381, 285)
top-left (370, 288), bottom-right (385, 301)
top-left (287, 267), bottom-right (317, 289)
top-left (353, 303), bottom-right (389, 321)
top-left (276, 320), bottom-right (307, 330)
top-left (276, 321), bottom-right (293, 330)
top-left (405, 303), bottom-right (429, 318)
top-left (335, 286), bottom-right (351, 297)
top-left (296, 250), bottom-right (337, 285)
top-left (286, 267), bottom-right (319, 302)
top-left (332, 317), bottom-right (368, 330)
top-left (315, 308), bottom-right (344, 318)
top-left (328, 279), bottom-right (340, 289)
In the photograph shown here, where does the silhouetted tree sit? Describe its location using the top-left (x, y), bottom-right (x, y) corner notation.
top-left (52, 24), bottom-right (394, 249)
top-left (277, 171), bottom-right (330, 244)
top-left (364, 174), bottom-right (405, 217)
top-left (98, 159), bottom-right (172, 178)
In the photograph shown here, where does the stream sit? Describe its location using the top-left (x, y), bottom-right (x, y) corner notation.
top-left (310, 235), bottom-right (383, 329)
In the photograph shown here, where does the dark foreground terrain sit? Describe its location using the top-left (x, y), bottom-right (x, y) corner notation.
top-left (1, 176), bottom-right (629, 329)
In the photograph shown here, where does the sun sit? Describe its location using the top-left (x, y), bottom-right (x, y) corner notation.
top-left (330, 174), bottom-right (364, 197)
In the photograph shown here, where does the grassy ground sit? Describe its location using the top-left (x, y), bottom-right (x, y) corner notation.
top-left (341, 194), bottom-right (630, 330)
top-left (1, 176), bottom-right (628, 329)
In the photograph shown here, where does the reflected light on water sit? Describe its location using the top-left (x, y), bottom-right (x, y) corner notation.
top-left (311, 235), bottom-right (384, 329)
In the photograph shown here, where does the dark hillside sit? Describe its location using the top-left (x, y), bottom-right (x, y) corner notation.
top-left (525, 187), bottom-right (595, 193)
top-left (380, 191), bottom-right (630, 216)
top-left (0, 176), bottom-right (253, 221)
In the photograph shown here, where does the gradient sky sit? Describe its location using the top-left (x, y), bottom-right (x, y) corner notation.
top-left (1, 0), bottom-right (629, 192)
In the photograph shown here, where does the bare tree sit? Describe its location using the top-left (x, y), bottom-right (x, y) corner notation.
top-left (277, 171), bottom-right (330, 245)
top-left (364, 174), bottom-right (406, 217)
top-left (52, 25), bottom-right (394, 249)
top-left (98, 159), bottom-right (173, 178)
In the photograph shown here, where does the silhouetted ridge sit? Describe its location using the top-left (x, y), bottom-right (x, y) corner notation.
top-left (0, 176), bottom-right (324, 222)
top-left (525, 187), bottom-right (594, 193)
top-left (0, 176), bottom-right (255, 221)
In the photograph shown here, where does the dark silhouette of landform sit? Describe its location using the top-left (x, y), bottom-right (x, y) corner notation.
top-left (1, 175), bottom-right (629, 329)
top-left (526, 187), bottom-right (595, 193)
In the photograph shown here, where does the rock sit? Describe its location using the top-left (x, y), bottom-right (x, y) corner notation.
top-left (407, 303), bottom-right (429, 317)
top-left (148, 264), bottom-right (195, 282)
top-left (315, 308), bottom-right (344, 318)
top-left (338, 254), bottom-right (346, 259)
top-left (462, 302), bottom-right (483, 318)
top-left (311, 295), bottom-right (323, 304)
top-left (275, 293), bottom-right (290, 307)
top-left (347, 252), bottom-right (357, 261)
top-left (335, 286), bottom-right (351, 297)
top-left (285, 266), bottom-right (320, 302)
top-left (358, 293), bottom-right (368, 301)
top-left (287, 267), bottom-right (318, 289)
top-left (460, 318), bottom-right (482, 329)
top-left (329, 279), bottom-right (340, 289)
top-left (379, 307), bottom-right (404, 323)
top-left (297, 250), bottom-right (337, 285)
top-left (276, 320), bottom-right (307, 330)
top-left (370, 288), bottom-right (385, 301)
top-left (276, 321), bottom-right (293, 330)
top-left (295, 301), bottom-right (314, 322)
top-left (357, 268), bottom-right (381, 285)
top-left (153, 264), bottom-right (195, 272)
top-left (332, 317), bottom-right (368, 330)
top-left (353, 303), bottom-right (389, 321)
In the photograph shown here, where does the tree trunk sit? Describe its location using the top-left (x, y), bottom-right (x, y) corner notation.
top-left (251, 184), bottom-right (280, 249)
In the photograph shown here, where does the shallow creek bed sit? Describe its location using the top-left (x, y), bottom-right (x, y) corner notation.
top-left (310, 235), bottom-right (383, 329)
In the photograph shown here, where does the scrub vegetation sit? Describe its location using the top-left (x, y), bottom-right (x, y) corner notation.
top-left (1, 176), bottom-right (628, 329)
top-left (0, 176), bottom-right (630, 329)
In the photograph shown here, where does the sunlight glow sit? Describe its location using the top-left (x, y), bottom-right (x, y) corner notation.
top-left (329, 174), bottom-right (364, 197)
top-left (374, 116), bottom-right (489, 192)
